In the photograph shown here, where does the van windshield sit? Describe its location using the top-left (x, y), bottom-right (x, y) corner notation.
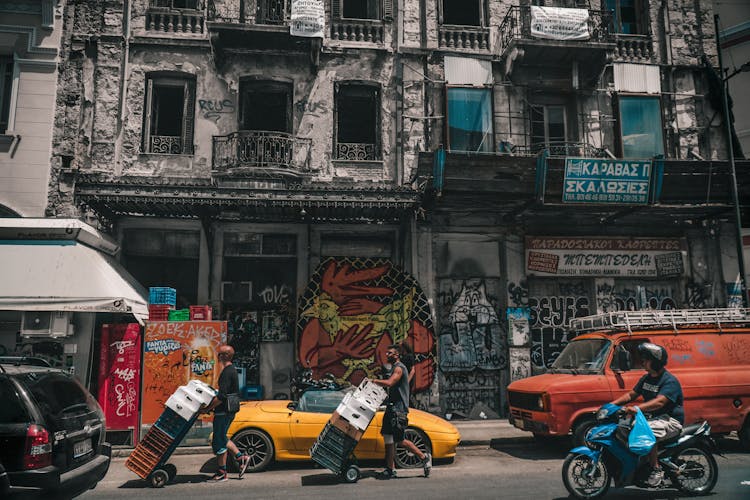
top-left (550, 339), bottom-right (611, 374)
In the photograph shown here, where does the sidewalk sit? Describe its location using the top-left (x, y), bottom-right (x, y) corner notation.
top-left (111, 420), bottom-right (534, 458)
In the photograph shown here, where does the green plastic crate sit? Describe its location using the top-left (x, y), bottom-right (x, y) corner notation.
top-left (168, 309), bottom-right (190, 321)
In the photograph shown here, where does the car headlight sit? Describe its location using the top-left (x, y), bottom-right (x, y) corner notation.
top-left (536, 393), bottom-right (551, 411)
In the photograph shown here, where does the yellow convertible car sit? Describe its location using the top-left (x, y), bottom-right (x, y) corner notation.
top-left (226, 389), bottom-right (461, 472)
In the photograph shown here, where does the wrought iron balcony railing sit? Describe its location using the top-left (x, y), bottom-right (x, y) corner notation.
top-left (438, 24), bottom-right (490, 51)
top-left (331, 19), bottom-right (385, 43)
top-left (149, 135), bottom-right (184, 154)
top-left (212, 130), bottom-right (311, 172)
top-left (499, 6), bottom-right (612, 54)
top-left (335, 142), bottom-right (378, 161)
top-left (208, 0), bottom-right (289, 25)
top-left (146, 7), bottom-right (205, 34)
top-left (512, 142), bottom-right (607, 158)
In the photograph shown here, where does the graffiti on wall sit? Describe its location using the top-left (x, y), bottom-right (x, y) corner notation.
top-left (509, 347), bottom-right (531, 381)
top-left (297, 258), bottom-right (435, 391)
top-left (529, 292), bottom-right (590, 371)
top-left (596, 281), bottom-right (677, 312)
top-left (440, 371), bottom-right (502, 416)
top-left (198, 99), bottom-right (234, 122)
top-left (226, 310), bottom-right (261, 384)
top-left (507, 307), bottom-right (531, 346)
top-left (439, 280), bottom-right (506, 372)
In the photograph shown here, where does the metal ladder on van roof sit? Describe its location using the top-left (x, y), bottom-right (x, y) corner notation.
top-left (568, 308), bottom-right (750, 334)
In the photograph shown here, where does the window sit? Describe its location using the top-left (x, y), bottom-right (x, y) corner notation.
top-left (150, 0), bottom-right (199, 9)
top-left (143, 76), bottom-right (195, 154)
top-left (441, 0), bottom-right (487, 26)
top-left (447, 87), bottom-right (493, 152)
top-left (0, 57), bottom-right (14, 134)
top-left (239, 81), bottom-right (292, 133)
top-left (606, 0), bottom-right (647, 35)
top-left (332, 0), bottom-right (392, 20)
top-left (618, 95), bottom-right (664, 158)
top-left (530, 104), bottom-right (567, 151)
top-left (335, 83), bottom-right (380, 160)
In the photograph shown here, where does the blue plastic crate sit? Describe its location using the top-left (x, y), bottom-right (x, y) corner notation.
top-left (149, 287), bottom-right (176, 306)
top-left (153, 407), bottom-right (189, 439)
top-left (241, 385), bottom-right (263, 400)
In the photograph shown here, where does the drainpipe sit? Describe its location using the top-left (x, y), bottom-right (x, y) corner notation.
top-left (115, 0), bottom-right (131, 176)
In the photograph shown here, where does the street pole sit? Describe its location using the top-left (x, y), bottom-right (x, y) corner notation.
top-left (714, 14), bottom-right (748, 308)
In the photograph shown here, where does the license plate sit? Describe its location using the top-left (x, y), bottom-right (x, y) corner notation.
top-left (73, 438), bottom-right (93, 458)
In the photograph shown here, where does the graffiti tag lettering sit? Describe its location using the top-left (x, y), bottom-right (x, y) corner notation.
top-left (198, 99), bottom-right (235, 122)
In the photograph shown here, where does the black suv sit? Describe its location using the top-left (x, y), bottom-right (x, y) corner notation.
top-left (0, 363), bottom-right (111, 498)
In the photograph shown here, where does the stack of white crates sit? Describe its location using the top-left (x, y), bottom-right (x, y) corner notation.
top-left (165, 379), bottom-right (217, 421)
top-left (334, 378), bottom-right (388, 431)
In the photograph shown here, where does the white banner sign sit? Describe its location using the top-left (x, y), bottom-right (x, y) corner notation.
top-left (525, 237), bottom-right (687, 278)
top-left (530, 6), bottom-right (590, 41)
top-left (290, 0), bottom-right (325, 38)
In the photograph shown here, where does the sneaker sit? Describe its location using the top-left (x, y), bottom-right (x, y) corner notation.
top-left (647, 466), bottom-right (664, 487)
top-left (209, 470), bottom-right (228, 482)
top-left (238, 454), bottom-right (250, 479)
top-left (376, 468), bottom-right (397, 480)
top-left (422, 452), bottom-right (432, 477)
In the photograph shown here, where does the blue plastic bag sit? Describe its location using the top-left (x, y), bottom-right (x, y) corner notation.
top-left (628, 408), bottom-right (656, 456)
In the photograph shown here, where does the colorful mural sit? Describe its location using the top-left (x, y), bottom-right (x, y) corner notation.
top-left (297, 258), bottom-right (435, 392)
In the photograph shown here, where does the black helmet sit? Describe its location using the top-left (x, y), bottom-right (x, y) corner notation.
top-left (637, 342), bottom-right (668, 370)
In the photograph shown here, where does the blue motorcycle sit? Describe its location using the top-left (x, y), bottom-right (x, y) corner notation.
top-left (562, 404), bottom-right (719, 499)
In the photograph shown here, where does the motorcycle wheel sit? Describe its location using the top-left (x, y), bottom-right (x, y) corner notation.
top-left (670, 446), bottom-right (718, 495)
top-left (562, 452), bottom-right (611, 499)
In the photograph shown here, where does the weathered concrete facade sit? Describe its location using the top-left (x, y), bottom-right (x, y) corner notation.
top-left (47, 1), bottom-right (747, 420)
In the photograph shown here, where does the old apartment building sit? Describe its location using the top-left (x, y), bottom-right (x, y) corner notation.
top-left (42, 0), bottom-right (748, 418)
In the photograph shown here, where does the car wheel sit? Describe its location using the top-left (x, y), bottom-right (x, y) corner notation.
top-left (573, 418), bottom-right (596, 447)
top-left (395, 427), bottom-right (431, 469)
top-left (230, 429), bottom-right (274, 473)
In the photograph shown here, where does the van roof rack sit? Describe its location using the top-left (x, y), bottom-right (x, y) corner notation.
top-left (569, 308), bottom-right (750, 334)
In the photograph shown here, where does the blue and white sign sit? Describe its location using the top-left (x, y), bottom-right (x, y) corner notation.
top-left (563, 158), bottom-right (651, 204)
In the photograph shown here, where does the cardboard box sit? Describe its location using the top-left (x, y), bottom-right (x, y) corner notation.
top-left (330, 411), bottom-right (364, 441)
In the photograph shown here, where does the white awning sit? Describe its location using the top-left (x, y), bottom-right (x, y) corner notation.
top-left (0, 240), bottom-right (148, 324)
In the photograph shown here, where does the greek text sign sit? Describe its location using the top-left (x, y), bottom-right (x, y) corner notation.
top-left (526, 237), bottom-right (686, 277)
top-left (530, 6), bottom-right (590, 41)
top-left (290, 0), bottom-right (324, 38)
top-left (563, 158), bottom-right (651, 204)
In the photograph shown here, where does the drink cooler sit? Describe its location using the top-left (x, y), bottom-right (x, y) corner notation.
top-left (125, 380), bottom-right (217, 488)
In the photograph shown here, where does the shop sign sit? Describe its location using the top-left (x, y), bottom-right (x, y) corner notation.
top-left (290, 0), bottom-right (324, 38)
top-left (98, 324), bottom-right (141, 431)
top-left (526, 237), bottom-right (686, 277)
top-left (141, 321), bottom-right (227, 425)
top-left (563, 158), bottom-right (651, 204)
top-left (530, 6), bottom-right (590, 41)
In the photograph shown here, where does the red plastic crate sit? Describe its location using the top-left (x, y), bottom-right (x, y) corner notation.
top-left (189, 305), bottom-right (212, 321)
top-left (148, 304), bottom-right (174, 321)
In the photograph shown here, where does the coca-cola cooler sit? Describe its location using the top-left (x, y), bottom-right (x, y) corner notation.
top-left (99, 323), bottom-right (142, 445)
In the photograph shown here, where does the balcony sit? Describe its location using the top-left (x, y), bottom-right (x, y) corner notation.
top-left (438, 24), bottom-right (490, 51)
top-left (146, 7), bottom-right (205, 34)
top-left (512, 142), bottom-right (607, 158)
top-left (331, 19), bottom-right (385, 44)
top-left (212, 130), bottom-right (312, 175)
top-left (499, 6), bottom-right (614, 88)
top-left (207, 0), bottom-right (312, 53)
top-left (613, 34), bottom-right (654, 62)
top-left (335, 142), bottom-right (378, 161)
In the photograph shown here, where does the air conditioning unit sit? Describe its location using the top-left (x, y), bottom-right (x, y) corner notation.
top-left (21, 311), bottom-right (74, 338)
top-left (221, 281), bottom-right (253, 303)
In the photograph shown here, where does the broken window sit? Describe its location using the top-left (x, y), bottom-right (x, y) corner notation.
top-left (143, 75), bottom-right (195, 154)
top-left (239, 81), bottom-right (292, 133)
top-left (440, 0), bottom-right (487, 26)
top-left (150, 0), bottom-right (200, 9)
top-left (447, 87), bottom-right (493, 152)
top-left (0, 57), bottom-right (13, 134)
top-left (606, 0), bottom-right (647, 35)
top-left (530, 104), bottom-right (567, 151)
top-left (617, 95), bottom-right (664, 158)
top-left (335, 83), bottom-right (380, 160)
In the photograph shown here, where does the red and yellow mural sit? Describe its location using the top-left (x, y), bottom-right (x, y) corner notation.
top-left (297, 258), bottom-right (435, 392)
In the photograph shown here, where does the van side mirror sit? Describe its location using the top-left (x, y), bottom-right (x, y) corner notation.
top-left (613, 346), bottom-right (631, 372)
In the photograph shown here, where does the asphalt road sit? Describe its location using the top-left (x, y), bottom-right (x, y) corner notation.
top-left (73, 438), bottom-right (750, 500)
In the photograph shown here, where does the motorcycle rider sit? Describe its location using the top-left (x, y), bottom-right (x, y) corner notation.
top-left (609, 342), bottom-right (684, 487)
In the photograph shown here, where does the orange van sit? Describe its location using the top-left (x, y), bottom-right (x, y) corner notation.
top-left (507, 308), bottom-right (750, 450)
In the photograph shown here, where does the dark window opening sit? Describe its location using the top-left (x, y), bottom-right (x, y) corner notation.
top-left (530, 104), bottom-right (566, 150)
top-left (343, 0), bottom-right (380, 19)
top-left (442, 0), bottom-right (482, 26)
top-left (151, 0), bottom-right (199, 9)
top-left (335, 83), bottom-right (380, 160)
top-left (606, 0), bottom-right (646, 35)
top-left (239, 82), bottom-right (292, 133)
top-left (143, 76), bottom-right (195, 154)
top-left (0, 57), bottom-right (13, 134)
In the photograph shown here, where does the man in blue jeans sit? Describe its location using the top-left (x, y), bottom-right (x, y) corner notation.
top-left (202, 345), bottom-right (250, 481)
